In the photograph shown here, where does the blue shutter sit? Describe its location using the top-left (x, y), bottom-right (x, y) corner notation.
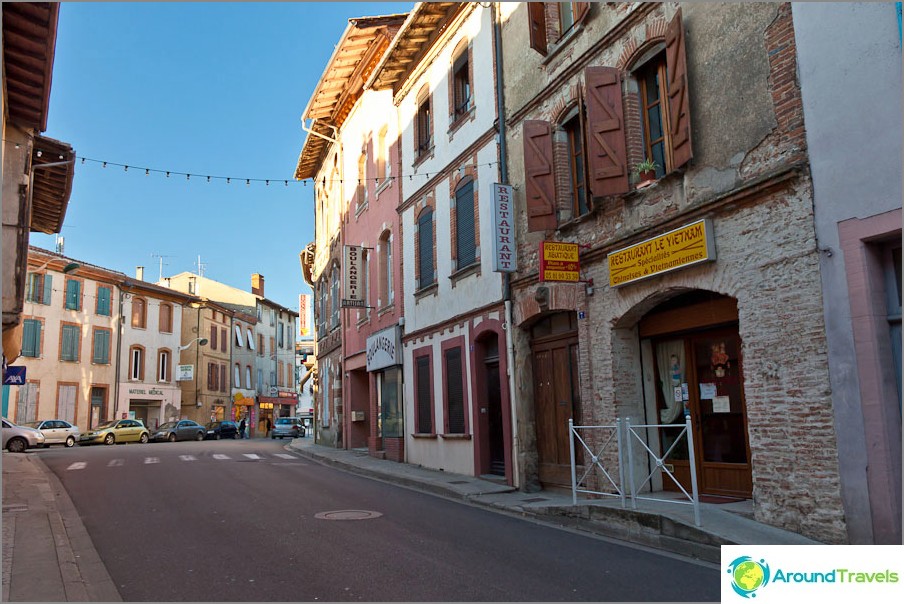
top-left (61, 325), bottom-right (79, 361)
top-left (65, 280), bottom-right (80, 310)
top-left (94, 330), bottom-right (110, 364)
top-left (418, 209), bottom-right (434, 289)
top-left (42, 274), bottom-right (52, 305)
top-left (22, 320), bottom-right (40, 357)
top-left (455, 180), bottom-right (476, 269)
top-left (97, 287), bottom-right (111, 316)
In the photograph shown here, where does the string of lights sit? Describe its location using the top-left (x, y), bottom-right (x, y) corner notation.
top-left (4, 141), bottom-right (501, 187)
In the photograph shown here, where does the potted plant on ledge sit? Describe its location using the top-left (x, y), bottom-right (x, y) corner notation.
top-left (632, 157), bottom-right (660, 187)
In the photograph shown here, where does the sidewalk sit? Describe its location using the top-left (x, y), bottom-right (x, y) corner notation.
top-left (286, 438), bottom-right (821, 563)
top-left (1, 452), bottom-right (121, 602)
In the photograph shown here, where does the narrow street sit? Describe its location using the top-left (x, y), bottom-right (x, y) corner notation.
top-left (35, 440), bottom-right (720, 602)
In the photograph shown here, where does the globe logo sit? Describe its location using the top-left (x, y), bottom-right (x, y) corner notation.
top-left (727, 556), bottom-right (770, 598)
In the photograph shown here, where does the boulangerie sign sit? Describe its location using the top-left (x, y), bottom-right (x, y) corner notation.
top-left (342, 245), bottom-right (366, 308)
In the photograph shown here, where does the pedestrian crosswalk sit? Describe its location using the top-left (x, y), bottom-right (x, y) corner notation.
top-left (63, 451), bottom-right (304, 470)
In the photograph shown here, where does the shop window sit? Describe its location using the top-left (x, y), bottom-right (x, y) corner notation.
top-left (380, 368), bottom-right (403, 438)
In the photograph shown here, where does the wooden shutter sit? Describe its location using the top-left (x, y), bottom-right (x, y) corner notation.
top-left (528, 3), bottom-right (547, 55)
top-left (665, 9), bottom-right (693, 169)
top-left (585, 66), bottom-right (629, 198)
top-left (575, 2), bottom-right (590, 24)
top-left (42, 274), bottom-right (52, 305)
top-left (445, 347), bottom-right (465, 434)
top-left (416, 356), bottom-right (433, 433)
top-left (418, 210), bottom-right (434, 289)
top-left (523, 120), bottom-right (557, 232)
top-left (455, 180), bottom-right (476, 268)
top-left (22, 320), bottom-right (40, 357)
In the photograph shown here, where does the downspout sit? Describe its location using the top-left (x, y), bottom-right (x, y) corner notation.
top-left (493, 2), bottom-right (522, 488)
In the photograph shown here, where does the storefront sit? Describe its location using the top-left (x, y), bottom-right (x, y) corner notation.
top-left (119, 384), bottom-right (180, 431)
top-left (232, 392), bottom-right (255, 436)
top-left (366, 325), bottom-right (403, 461)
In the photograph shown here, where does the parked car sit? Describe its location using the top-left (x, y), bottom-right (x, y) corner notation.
top-left (204, 420), bottom-right (238, 440)
top-left (150, 419), bottom-right (206, 442)
top-left (22, 419), bottom-right (80, 448)
top-left (79, 419), bottom-right (149, 446)
top-left (2, 417), bottom-right (46, 452)
top-left (271, 417), bottom-right (305, 439)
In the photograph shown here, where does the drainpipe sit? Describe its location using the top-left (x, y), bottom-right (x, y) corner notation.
top-left (493, 2), bottom-right (521, 488)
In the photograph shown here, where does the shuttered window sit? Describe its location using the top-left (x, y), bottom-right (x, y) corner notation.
top-left (210, 324), bottom-right (218, 350)
top-left (132, 297), bottom-right (147, 328)
top-left (21, 319), bottom-right (41, 358)
top-left (25, 273), bottom-right (50, 304)
top-left (455, 180), bottom-right (476, 270)
top-left (523, 121), bottom-right (557, 232)
top-left (418, 209), bottom-right (435, 289)
top-left (444, 347), bottom-right (466, 434)
top-left (60, 324), bottom-right (80, 362)
top-left (415, 86), bottom-right (432, 158)
top-left (585, 66), bottom-right (629, 197)
top-left (92, 328), bottom-right (111, 364)
top-left (96, 286), bottom-right (112, 316)
top-left (57, 385), bottom-right (76, 424)
top-left (64, 279), bottom-right (81, 311)
top-left (220, 364), bottom-right (227, 392)
top-left (665, 9), bottom-right (692, 170)
top-left (159, 303), bottom-right (173, 333)
top-left (563, 109), bottom-right (589, 216)
top-left (415, 355), bottom-right (433, 434)
top-left (528, 3), bottom-right (548, 55)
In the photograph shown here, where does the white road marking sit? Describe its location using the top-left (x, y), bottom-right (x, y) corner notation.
top-left (243, 454), bottom-right (262, 460)
top-left (108, 459), bottom-right (124, 467)
top-left (273, 453), bottom-right (297, 459)
top-left (179, 455), bottom-right (197, 462)
top-left (67, 462), bottom-right (86, 471)
top-left (144, 457), bottom-right (159, 464)
top-left (213, 454), bottom-right (230, 460)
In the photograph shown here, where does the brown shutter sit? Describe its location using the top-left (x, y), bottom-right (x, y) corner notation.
top-left (584, 66), bottom-right (629, 198)
top-left (523, 120), bottom-right (557, 232)
top-left (528, 3), bottom-right (547, 55)
top-left (665, 9), bottom-right (693, 169)
top-left (575, 2), bottom-right (590, 24)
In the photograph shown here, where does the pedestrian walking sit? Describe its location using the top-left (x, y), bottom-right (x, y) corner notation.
top-left (239, 418), bottom-right (246, 439)
top-left (265, 417), bottom-right (272, 437)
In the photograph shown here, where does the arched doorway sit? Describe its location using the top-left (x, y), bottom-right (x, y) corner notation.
top-left (529, 311), bottom-right (581, 489)
top-left (639, 291), bottom-right (752, 498)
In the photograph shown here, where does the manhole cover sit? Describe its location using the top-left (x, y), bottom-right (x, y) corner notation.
top-left (314, 510), bottom-right (383, 521)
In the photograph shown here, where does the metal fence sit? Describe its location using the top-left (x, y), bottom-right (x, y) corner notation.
top-left (569, 416), bottom-right (701, 526)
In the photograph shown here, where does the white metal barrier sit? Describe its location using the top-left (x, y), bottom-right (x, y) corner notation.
top-left (569, 416), bottom-right (701, 526)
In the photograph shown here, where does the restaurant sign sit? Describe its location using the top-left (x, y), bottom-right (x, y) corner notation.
top-left (492, 183), bottom-right (517, 273)
top-left (607, 219), bottom-right (716, 288)
top-left (539, 242), bottom-right (580, 282)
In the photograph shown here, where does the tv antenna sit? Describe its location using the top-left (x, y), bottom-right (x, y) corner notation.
top-left (151, 253), bottom-right (173, 281)
top-left (195, 255), bottom-right (207, 278)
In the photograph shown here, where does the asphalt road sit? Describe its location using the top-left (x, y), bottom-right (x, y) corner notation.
top-left (35, 438), bottom-right (720, 602)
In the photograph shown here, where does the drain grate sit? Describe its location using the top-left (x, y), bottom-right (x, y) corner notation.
top-left (447, 480), bottom-right (470, 485)
top-left (521, 497), bottom-right (549, 503)
top-left (314, 510), bottom-right (383, 521)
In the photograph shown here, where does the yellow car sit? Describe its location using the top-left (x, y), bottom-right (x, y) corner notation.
top-left (79, 419), bottom-right (149, 446)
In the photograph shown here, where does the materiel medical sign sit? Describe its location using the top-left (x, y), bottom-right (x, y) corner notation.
top-left (539, 241), bottom-right (580, 282)
top-left (607, 218), bottom-right (716, 288)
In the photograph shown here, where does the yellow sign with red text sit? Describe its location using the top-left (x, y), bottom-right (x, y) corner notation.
top-left (607, 219), bottom-right (716, 287)
top-left (539, 242), bottom-right (580, 282)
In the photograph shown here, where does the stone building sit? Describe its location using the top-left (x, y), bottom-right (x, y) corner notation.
top-left (501, 2), bottom-right (847, 543)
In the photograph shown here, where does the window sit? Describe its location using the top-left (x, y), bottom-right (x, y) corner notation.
top-left (207, 362), bottom-right (218, 390)
top-left (378, 232), bottom-right (393, 307)
top-left (235, 325), bottom-right (245, 348)
top-left (129, 346), bottom-right (145, 380)
top-left (92, 327), bottom-right (111, 364)
top-left (247, 329), bottom-right (255, 350)
top-left (417, 208), bottom-right (435, 290)
top-left (636, 56), bottom-right (669, 180)
top-left (415, 354), bottom-right (433, 433)
top-left (26, 273), bottom-right (50, 305)
top-left (245, 366), bottom-right (252, 389)
top-left (270, 370), bottom-right (277, 388)
top-left (96, 286), bottom-right (112, 316)
top-left (270, 337), bottom-right (276, 357)
top-left (159, 303), bottom-right (173, 333)
top-left (210, 324), bottom-right (218, 350)
top-left (562, 107), bottom-right (589, 216)
top-left (278, 362), bottom-right (284, 388)
top-left (131, 297), bottom-right (147, 328)
top-left (377, 126), bottom-right (390, 184)
top-left (234, 363), bottom-right (241, 387)
top-left (330, 268), bottom-right (340, 328)
top-left (21, 319), bottom-right (41, 357)
top-left (380, 367), bottom-right (403, 438)
top-left (452, 41), bottom-right (471, 120)
top-left (278, 323), bottom-right (284, 348)
top-left (158, 349), bottom-right (171, 382)
top-left (64, 278), bottom-right (81, 311)
top-left (257, 369), bottom-right (263, 392)
top-left (528, 2), bottom-right (589, 55)
top-left (454, 179), bottom-right (477, 270)
top-left (220, 364), bottom-right (227, 392)
top-left (259, 334), bottom-right (265, 356)
top-left (356, 150), bottom-right (368, 210)
top-left (90, 387), bottom-right (106, 429)
top-left (221, 328), bottom-right (227, 352)
top-left (415, 85), bottom-right (433, 159)
top-left (60, 324), bottom-right (80, 362)
top-left (444, 346), bottom-right (466, 434)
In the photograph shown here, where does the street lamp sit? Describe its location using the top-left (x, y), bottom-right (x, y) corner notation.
top-left (29, 258), bottom-right (80, 274)
top-left (177, 337), bottom-right (208, 353)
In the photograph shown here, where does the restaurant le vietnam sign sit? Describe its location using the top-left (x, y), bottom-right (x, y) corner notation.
top-left (607, 219), bottom-right (716, 288)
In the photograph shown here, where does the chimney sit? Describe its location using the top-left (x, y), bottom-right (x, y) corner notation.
top-left (136, 266), bottom-right (145, 281)
top-left (251, 273), bottom-right (265, 297)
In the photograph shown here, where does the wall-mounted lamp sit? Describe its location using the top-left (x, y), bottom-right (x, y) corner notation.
top-left (178, 337), bottom-right (209, 353)
top-left (29, 258), bottom-right (80, 274)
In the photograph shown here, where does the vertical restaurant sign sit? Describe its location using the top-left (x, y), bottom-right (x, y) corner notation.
top-left (607, 218), bottom-right (716, 287)
top-left (539, 242), bottom-right (580, 282)
top-left (298, 293), bottom-right (311, 336)
top-left (342, 245), bottom-right (366, 308)
top-left (492, 183), bottom-right (517, 272)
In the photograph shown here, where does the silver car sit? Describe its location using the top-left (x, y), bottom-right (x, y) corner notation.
top-left (22, 419), bottom-right (80, 448)
top-left (2, 417), bottom-right (46, 453)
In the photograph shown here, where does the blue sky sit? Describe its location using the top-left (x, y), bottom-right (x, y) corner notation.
top-left (31, 2), bottom-right (412, 322)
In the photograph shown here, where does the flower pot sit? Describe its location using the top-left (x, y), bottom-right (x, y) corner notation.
top-left (638, 169), bottom-right (656, 183)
